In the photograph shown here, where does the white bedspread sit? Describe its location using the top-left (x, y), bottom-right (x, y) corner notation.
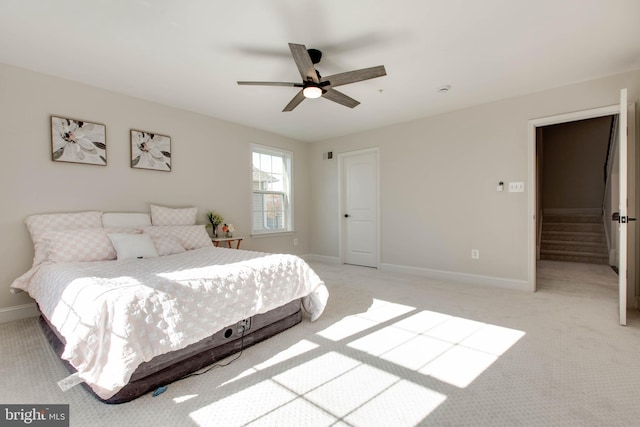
top-left (18, 247), bottom-right (328, 399)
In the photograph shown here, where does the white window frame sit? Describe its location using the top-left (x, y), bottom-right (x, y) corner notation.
top-left (251, 144), bottom-right (294, 236)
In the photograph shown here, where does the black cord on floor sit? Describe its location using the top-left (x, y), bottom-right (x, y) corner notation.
top-left (151, 325), bottom-right (248, 397)
top-left (181, 326), bottom-right (247, 379)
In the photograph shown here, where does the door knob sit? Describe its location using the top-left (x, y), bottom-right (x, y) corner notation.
top-left (344, 214), bottom-right (350, 218)
top-left (612, 212), bottom-right (637, 223)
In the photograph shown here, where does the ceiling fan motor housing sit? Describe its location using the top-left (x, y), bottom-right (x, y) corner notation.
top-left (307, 48), bottom-right (322, 64)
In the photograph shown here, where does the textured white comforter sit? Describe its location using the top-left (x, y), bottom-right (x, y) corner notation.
top-left (18, 247), bottom-right (329, 399)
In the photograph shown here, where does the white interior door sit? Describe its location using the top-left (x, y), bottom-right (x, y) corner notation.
top-left (341, 149), bottom-right (379, 268)
top-left (617, 88), bottom-right (628, 326)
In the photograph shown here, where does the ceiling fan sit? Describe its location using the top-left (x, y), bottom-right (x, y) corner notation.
top-left (237, 43), bottom-right (387, 112)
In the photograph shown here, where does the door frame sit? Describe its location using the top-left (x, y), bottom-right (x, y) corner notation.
top-left (527, 104), bottom-right (620, 292)
top-left (338, 147), bottom-right (381, 268)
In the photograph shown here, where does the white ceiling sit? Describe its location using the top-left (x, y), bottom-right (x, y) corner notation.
top-left (1, 0), bottom-right (639, 142)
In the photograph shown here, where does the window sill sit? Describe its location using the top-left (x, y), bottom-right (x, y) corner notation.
top-left (250, 231), bottom-right (295, 239)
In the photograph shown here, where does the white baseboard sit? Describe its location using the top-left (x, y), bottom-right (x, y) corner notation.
top-left (543, 208), bottom-right (602, 216)
top-left (0, 303), bottom-right (39, 324)
top-left (303, 254), bottom-right (341, 264)
top-left (380, 263), bottom-right (529, 291)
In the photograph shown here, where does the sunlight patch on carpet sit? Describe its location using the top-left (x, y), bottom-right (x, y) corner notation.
top-left (347, 326), bottom-right (416, 356)
top-left (272, 352), bottom-right (361, 395)
top-left (356, 299), bottom-right (415, 323)
top-left (253, 339), bottom-right (318, 371)
top-left (320, 299), bottom-right (525, 392)
top-left (189, 298), bottom-right (525, 425)
top-left (189, 381), bottom-right (296, 426)
top-left (345, 379), bottom-right (447, 427)
top-left (316, 315), bottom-right (378, 341)
top-left (173, 394), bottom-right (198, 403)
top-left (304, 364), bottom-right (399, 418)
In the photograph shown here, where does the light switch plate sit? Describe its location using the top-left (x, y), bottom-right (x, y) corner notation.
top-left (508, 182), bottom-right (525, 192)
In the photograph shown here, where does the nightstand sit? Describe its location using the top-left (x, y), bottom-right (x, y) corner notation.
top-left (211, 237), bottom-right (244, 249)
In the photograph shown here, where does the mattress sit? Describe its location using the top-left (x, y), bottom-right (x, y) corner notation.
top-left (39, 298), bottom-right (302, 404)
top-left (16, 246), bottom-right (328, 400)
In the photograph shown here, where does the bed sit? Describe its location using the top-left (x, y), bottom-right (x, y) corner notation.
top-left (11, 208), bottom-right (329, 403)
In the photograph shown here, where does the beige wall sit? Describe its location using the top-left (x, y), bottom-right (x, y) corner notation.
top-left (309, 69), bottom-right (640, 289)
top-left (2, 62), bottom-right (639, 316)
top-left (0, 63), bottom-right (310, 314)
top-left (541, 116), bottom-right (611, 210)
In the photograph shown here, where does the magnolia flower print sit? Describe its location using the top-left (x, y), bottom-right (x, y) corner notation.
top-left (131, 130), bottom-right (171, 171)
top-left (51, 117), bottom-right (106, 165)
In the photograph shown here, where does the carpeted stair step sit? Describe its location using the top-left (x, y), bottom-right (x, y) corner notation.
top-left (539, 250), bottom-right (609, 265)
top-left (543, 215), bottom-right (602, 224)
top-left (540, 213), bottom-right (609, 265)
top-left (543, 222), bottom-right (605, 233)
top-left (540, 241), bottom-right (608, 254)
top-left (540, 230), bottom-right (606, 244)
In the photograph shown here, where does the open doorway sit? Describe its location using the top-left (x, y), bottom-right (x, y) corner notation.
top-left (528, 94), bottom-right (638, 325)
top-left (535, 115), bottom-right (619, 295)
top-left (537, 115), bottom-right (615, 265)
top-left (527, 103), bottom-right (621, 293)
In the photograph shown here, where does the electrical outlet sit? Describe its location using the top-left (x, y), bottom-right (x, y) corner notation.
top-left (471, 249), bottom-right (480, 259)
top-left (237, 318), bottom-right (251, 335)
top-left (293, 238), bottom-right (299, 246)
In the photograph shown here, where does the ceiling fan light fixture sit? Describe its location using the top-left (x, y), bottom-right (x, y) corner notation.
top-left (238, 42), bottom-right (387, 111)
top-left (303, 86), bottom-right (323, 99)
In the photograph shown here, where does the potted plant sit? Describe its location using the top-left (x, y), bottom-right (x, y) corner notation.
top-left (205, 211), bottom-right (224, 237)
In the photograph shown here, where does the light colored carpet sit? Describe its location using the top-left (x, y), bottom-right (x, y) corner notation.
top-left (1, 260), bottom-right (640, 426)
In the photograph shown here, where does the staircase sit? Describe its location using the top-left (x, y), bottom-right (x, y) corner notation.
top-left (540, 214), bottom-right (609, 265)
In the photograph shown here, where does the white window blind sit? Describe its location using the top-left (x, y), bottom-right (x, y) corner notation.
top-left (251, 144), bottom-right (293, 235)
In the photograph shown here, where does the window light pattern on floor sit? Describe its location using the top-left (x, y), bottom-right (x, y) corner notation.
top-left (187, 298), bottom-right (524, 426)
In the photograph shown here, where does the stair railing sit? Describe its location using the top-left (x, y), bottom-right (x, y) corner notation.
top-left (537, 210), bottom-right (543, 260)
top-left (602, 115), bottom-right (618, 256)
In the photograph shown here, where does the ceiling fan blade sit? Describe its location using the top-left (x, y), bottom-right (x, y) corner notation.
top-left (289, 43), bottom-right (319, 84)
top-left (283, 90), bottom-right (306, 112)
top-left (237, 81), bottom-right (302, 87)
top-left (323, 65), bottom-right (387, 87)
top-left (322, 88), bottom-right (360, 109)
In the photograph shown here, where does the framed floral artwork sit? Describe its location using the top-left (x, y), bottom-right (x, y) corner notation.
top-left (130, 129), bottom-right (171, 172)
top-left (51, 116), bottom-right (107, 165)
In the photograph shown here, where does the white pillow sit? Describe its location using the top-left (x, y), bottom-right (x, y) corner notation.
top-left (108, 233), bottom-right (159, 260)
top-left (150, 204), bottom-right (197, 226)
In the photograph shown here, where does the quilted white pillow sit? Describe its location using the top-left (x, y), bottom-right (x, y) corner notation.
top-left (43, 228), bottom-right (118, 263)
top-left (108, 233), bottom-right (159, 260)
top-left (150, 204), bottom-right (197, 226)
top-left (25, 211), bottom-right (103, 266)
top-left (143, 225), bottom-right (212, 250)
top-left (148, 235), bottom-right (186, 257)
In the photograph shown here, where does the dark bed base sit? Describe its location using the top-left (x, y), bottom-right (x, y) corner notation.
top-left (39, 299), bottom-right (302, 404)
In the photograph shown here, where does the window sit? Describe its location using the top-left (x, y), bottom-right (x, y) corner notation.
top-left (251, 144), bottom-right (293, 235)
